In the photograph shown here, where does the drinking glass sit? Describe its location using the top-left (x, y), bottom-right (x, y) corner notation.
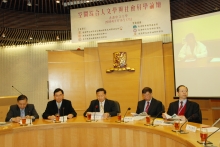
top-left (200, 128), bottom-right (208, 143)
top-left (87, 112), bottom-right (91, 122)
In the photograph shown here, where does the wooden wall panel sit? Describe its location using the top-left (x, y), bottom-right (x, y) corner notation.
top-left (48, 51), bottom-right (85, 115)
top-left (163, 43), bottom-right (175, 110)
top-left (140, 41), bottom-right (165, 104)
top-left (98, 40), bottom-right (142, 114)
top-left (84, 48), bottom-right (103, 109)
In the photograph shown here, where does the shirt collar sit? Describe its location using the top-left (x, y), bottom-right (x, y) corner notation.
top-left (179, 99), bottom-right (187, 106)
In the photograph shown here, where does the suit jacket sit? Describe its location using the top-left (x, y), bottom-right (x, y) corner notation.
top-left (167, 99), bottom-right (202, 123)
top-left (5, 104), bottom-right (39, 122)
top-left (83, 99), bottom-right (118, 117)
top-left (136, 98), bottom-right (164, 118)
top-left (42, 99), bottom-right (77, 119)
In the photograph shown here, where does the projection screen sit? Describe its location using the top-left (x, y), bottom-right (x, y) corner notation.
top-left (172, 12), bottom-right (220, 97)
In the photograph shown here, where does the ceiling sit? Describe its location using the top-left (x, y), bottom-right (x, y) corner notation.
top-left (0, 0), bottom-right (220, 47)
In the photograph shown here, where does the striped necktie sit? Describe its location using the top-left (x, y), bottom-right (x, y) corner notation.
top-left (145, 102), bottom-right (150, 113)
top-left (100, 102), bottom-right (104, 113)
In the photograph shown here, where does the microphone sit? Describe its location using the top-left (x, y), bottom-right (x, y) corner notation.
top-left (62, 107), bottom-right (65, 122)
top-left (29, 111), bottom-right (32, 125)
top-left (151, 110), bottom-right (163, 126)
top-left (12, 86), bottom-right (23, 95)
top-left (204, 127), bottom-right (220, 146)
top-left (123, 107), bottom-right (131, 122)
top-left (179, 112), bottom-right (199, 134)
top-left (94, 105), bottom-right (98, 122)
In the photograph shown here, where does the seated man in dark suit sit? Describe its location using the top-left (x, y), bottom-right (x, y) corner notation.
top-left (5, 95), bottom-right (39, 122)
top-left (163, 85), bottom-right (202, 123)
top-left (83, 88), bottom-right (118, 119)
top-left (42, 88), bottom-right (77, 120)
top-left (136, 87), bottom-right (164, 117)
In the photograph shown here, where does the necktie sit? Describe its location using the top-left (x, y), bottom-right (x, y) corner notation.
top-left (20, 109), bottom-right (25, 117)
top-left (145, 102), bottom-right (150, 113)
top-left (178, 101), bottom-right (183, 114)
top-left (57, 103), bottom-right (61, 114)
top-left (58, 103), bottom-right (61, 109)
top-left (100, 103), bottom-right (104, 113)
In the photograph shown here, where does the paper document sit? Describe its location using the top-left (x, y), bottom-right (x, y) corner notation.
top-left (197, 127), bottom-right (220, 132)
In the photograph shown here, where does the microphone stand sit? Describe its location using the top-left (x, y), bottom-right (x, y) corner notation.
top-left (12, 86), bottom-right (23, 95)
top-left (179, 112), bottom-right (199, 134)
top-left (179, 119), bottom-right (188, 134)
top-left (29, 111), bottom-right (32, 125)
top-left (122, 108), bottom-right (131, 122)
top-left (203, 128), bottom-right (220, 147)
top-left (93, 105), bottom-right (98, 122)
top-left (62, 108), bottom-right (65, 123)
top-left (151, 111), bottom-right (163, 127)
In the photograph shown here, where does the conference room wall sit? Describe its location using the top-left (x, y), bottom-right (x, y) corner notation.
top-left (98, 40), bottom-right (142, 114)
top-left (163, 43), bottom-right (175, 110)
top-left (140, 41), bottom-right (166, 106)
top-left (84, 47), bottom-right (103, 111)
top-left (48, 51), bottom-right (86, 115)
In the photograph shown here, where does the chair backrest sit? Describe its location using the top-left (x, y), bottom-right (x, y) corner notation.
top-left (114, 101), bottom-right (121, 113)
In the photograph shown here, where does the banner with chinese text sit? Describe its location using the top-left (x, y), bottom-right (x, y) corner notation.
top-left (70, 0), bottom-right (171, 43)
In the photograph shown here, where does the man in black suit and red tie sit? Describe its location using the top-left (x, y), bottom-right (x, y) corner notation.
top-left (83, 88), bottom-right (118, 119)
top-left (163, 85), bottom-right (202, 123)
top-left (136, 87), bottom-right (164, 117)
top-left (42, 88), bottom-right (77, 120)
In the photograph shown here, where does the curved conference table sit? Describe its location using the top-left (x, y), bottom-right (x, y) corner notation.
top-left (0, 116), bottom-right (219, 147)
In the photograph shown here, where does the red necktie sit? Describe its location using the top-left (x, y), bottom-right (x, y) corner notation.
top-left (145, 102), bottom-right (150, 113)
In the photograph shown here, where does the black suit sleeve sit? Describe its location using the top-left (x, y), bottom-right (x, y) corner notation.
top-left (167, 102), bottom-right (176, 116)
top-left (83, 101), bottom-right (95, 117)
top-left (5, 105), bottom-right (16, 122)
top-left (153, 101), bottom-right (164, 118)
top-left (28, 104), bottom-right (39, 119)
top-left (107, 100), bottom-right (117, 117)
top-left (42, 102), bottom-right (53, 119)
top-left (136, 101), bottom-right (143, 114)
top-left (188, 102), bottom-right (202, 123)
top-left (66, 101), bottom-right (77, 117)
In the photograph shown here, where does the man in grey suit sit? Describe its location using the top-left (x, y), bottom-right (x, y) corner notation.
top-left (136, 87), bottom-right (164, 117)
top-left (5, 95), bottom-right (39, 122)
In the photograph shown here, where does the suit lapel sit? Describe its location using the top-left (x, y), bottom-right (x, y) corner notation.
top-left (185, 100), bottom-right (190, 114)
top-left (25, 104), bottom-right (29, 116)
top-left (103, 99), bottom-right (108, 112)
top-left (147, 98), bottom-right (154, 114)
top-left (141, 100), bottom-right (146, 112)
top-left (16, 105), bottom-right (21, 117)
top-left (174, 101), bottom-right (179, 114)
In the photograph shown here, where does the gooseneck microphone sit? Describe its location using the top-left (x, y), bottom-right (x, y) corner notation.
top-left (179, 112), bottom-right (199, 134)
top-left (94, 105), bottom-right (98, 122)
top-left (12, 86), bottom-right (23, 95)
top-left (63, 107), bottom-right (65, 122)
top-left (151, 110), bottom-right (163, 126)
top-left (123, 107), bottom-right (131, 122)
top-left (204, 127), bottom-right (220, 146)
top-left (29, 111), bottom-right (32, 125)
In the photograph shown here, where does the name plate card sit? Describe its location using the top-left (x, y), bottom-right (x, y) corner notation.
top-left (91, 112), bottom-right (104, 120)
top-left (124, 117), bottom-right (134, 122)
top-left (59, 116), bottom-right (67, 122)
top-left (153, 119), bottom-right (164, 125)
top-left (186, 124), bottom-right (197, 132)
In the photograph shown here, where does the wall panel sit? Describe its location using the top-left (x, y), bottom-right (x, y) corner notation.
top-left (48, 51), bottom-right (85, 115)
top-left (84, 48), bottom-right (103, 109)
top-left (140, 41), bottom-right (165, 104)
top-left (98, 40), bottom-right (142, 114)
top-left (163, 43), bottom-right (175, 110)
